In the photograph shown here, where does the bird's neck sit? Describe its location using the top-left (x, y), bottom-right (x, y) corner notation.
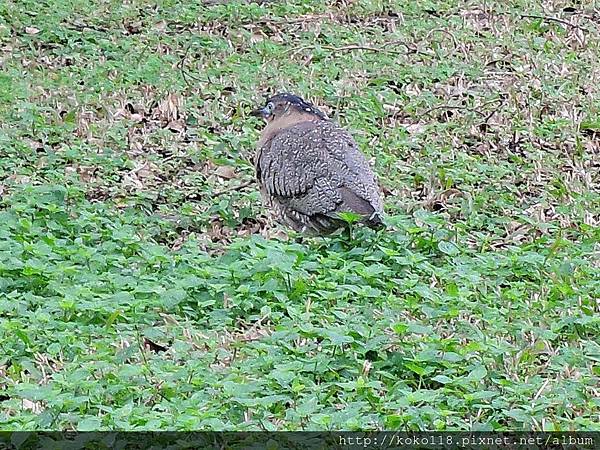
top-left (259, 113), bottom-right (323, 146)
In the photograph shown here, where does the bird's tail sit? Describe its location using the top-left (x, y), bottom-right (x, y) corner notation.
top-left (365, 211), bottom-right (385, 230)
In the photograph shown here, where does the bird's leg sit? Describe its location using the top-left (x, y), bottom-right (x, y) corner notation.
top-left (343, 223), bottom-right (354, 244)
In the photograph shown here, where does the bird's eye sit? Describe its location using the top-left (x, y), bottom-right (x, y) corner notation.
top-left (265, 102), bottom-right (274, 114)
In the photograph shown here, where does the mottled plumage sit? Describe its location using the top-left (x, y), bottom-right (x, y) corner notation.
top-left (251, 93), bottom-right (384, 235)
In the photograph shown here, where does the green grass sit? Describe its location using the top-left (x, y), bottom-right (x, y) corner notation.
top-left (1, 0), bottom-right (599, 431)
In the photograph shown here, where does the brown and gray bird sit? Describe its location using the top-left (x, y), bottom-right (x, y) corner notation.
top-left (251, 93), bottom-right (384, 235)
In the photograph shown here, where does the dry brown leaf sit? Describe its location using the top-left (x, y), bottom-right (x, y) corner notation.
top-left (401, 123), bottom-right (426, 134)
top-left (7, 174), bottom-right (30, 184)
top-left (154, 93), bottom-right (183, 123)
top-left (250, 32), bottom-right (264, 43)
top-left (78, 166), bottom-right (96, 183)
top-left (22, 399), bottom-right (43, 413)
top-left (215, 166), bottom-right (236, 179)
top-left (137, 168), bottom-right (153, 179)
top-left (166, 119), bottom-right (185, 132)
top-left (153, 21), bottom-right (167, 32)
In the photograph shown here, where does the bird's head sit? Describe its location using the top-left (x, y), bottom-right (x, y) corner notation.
top-left (250, 93), bottom-right (327, 123)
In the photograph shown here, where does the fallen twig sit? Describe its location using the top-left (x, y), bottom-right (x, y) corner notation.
top-left (422, 98), bottom-right (504, 119)
top-left (287, 39), bottom-right (416, 57)
top-left (422, 105), bottom-right (486, 117)
top-left (212, 180), bottom-right (255, 197)
top-left (520, 14), bottom-right (587, 31)
top-left (177, 40), bottom-right (210, 89)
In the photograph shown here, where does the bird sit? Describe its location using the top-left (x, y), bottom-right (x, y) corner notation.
top-left (250, 93), bottom-right (384, 235)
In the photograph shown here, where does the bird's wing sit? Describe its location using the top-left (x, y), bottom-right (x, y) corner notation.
top-left (257, 120), bottom-right (382, 219)
top-left (323, 122), bottom-right (384, 216)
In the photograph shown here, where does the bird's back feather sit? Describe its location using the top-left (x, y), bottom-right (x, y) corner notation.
top-left (256, 119), bottom-right (383, 234)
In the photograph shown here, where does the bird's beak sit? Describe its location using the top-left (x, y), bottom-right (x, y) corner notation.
top-left (250, 107), bottom-right (268, 118)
